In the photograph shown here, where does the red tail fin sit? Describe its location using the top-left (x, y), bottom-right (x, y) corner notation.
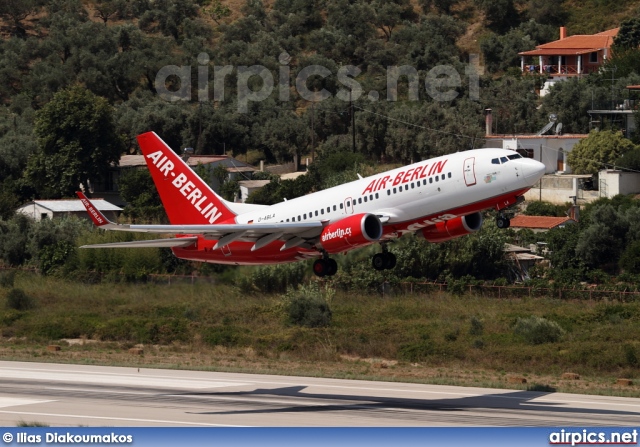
top-left (136, 132), bottom-right (236, 225)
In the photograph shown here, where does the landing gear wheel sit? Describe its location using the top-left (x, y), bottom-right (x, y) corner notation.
top-left (326, 258), bottom-right (338, 276)
top-left (313, 258), bottom-right (338, 277)
top-left (373, 252), bottom-right (397, 270)
top-left (496, 216), bottom-right (511, 229)
top-left (313, 259), bottom-right (328, 277)
top-left (372, 253), bottom-right (386, 271)
top-left (384, 252), bottom-right (397, 269)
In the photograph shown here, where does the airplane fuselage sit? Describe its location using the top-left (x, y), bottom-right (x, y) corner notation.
top-left (172, 148), bottom-right (542, 265)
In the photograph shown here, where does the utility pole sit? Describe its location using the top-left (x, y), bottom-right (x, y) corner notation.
top-left (350, 89), bottom-right (356, 153)
top-left (311, 100), bottom-right (315, 163)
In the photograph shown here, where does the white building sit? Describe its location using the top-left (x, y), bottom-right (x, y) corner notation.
top-left (485, 134), bottom-right (588, 174)
top-left (17, 199), bottom-right (122, 222)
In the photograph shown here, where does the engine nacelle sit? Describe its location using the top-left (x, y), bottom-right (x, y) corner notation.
top-left (319, 213), bottom-right (383, 254)
top-left (420, 212), bottom-right (483, 243)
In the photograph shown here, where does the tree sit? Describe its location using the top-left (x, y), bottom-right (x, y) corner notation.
top-left (203, 0), bottom-right (231, 25)
top-left (419, 0), bottom-right (460, 15)
top-left (566, 130), bottom-right (637, 175)
top-left (370, 0), bottom-right (415, 41)
top-left (25, 86), bottom-right (125, 198)
top-left (613, 17), bottom-right (640, 50)
top-left (0, 0), bottom-right (40, 37)
top-left (474, 0), bottom-right (520, 33)
top-left (117, 168), bottom-right (165, 222)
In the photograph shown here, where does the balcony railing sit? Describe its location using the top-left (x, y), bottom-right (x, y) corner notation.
top-left (522, 65), bottom-right (600, 76)
top-left (588, 99), bottom-right (638, 111)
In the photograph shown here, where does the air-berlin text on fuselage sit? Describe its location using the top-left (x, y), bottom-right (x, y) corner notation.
top-left (322, 227), bottom-right (352, 242)
top-left (362, 159), bottom-right (448, 195)
top-left (146, 150), bottom-right (223, 224)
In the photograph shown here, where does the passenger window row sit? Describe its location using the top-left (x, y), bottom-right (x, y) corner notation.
top-left (282, 171), bottom-right (452, 222)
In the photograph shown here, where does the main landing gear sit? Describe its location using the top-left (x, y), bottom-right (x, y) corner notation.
top-left (313, 257), bottom-right (338, 277)
top-left (496, 214), bottom-right (511, 229)
top-left (372, 244), bottom-right (397, 271)
top-left (312, 247), bottom-right (398, 277)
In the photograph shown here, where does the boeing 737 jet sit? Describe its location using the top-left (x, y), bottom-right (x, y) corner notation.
top-left (78, 132), bottom-right (546, 277)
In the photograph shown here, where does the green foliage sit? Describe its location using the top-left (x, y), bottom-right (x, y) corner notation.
top-left (619, 240), bottom-right (640, 274)
top-left (117, 169), bottom-right (165, 222)
top-left (6, 288), bottom-right (35, 311)
top-left (474, 0), bottom-right (520, 33)
top-left (284, 282), bottom-right (332, 328)
top-left (616, 148), bottom-right (640, 171)
top-left (524, 201), bottom-right (571, 217)
top-left (469, 316), bottom-right (484, 336)
top-left (480, 20), bottom-right (556, 74)
top-left (26, 86), bottom-right (125, 198)
top-left (202, 325), bottom-right (242, 347)
top-left (398, 336), bottom-right (436, 362)
top-left (0, 270), bottom-right (16, 288)
top-left (514, 316), bottom-right (565, 344)
top-left (245, 263), bottom-right (307, 294)
top-left (567, 130), bottom-right (637, 175)
top-left (613, 17), bottom-right (640, 50)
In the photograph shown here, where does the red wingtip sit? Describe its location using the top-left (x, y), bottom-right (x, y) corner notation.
top-left (76, 191), bottom-right (109, 227)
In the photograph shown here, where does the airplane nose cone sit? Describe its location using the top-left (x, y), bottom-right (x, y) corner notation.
top-left (523, 159), bottom-right (545, 182)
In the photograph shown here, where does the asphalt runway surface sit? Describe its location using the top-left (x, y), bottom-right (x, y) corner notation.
top-left (0, 361), bottom-right (638, 427)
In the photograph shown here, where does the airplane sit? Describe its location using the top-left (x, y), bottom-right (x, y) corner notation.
top-left (77, 131), bottom-right (546, 277)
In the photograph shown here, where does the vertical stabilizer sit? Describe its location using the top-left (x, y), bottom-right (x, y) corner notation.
top-left (136, 132), bottom-right (236, 225)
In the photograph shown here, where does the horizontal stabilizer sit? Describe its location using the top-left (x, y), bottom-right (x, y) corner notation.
top-left (80, 237), bottom-right (198, 249)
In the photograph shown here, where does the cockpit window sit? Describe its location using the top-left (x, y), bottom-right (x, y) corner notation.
top-left (508, 154), bottom-right (523, 160)
top-left (491, 158), bottom-right (500, 164)
top-left (500, 156), bottom-right (508, 163)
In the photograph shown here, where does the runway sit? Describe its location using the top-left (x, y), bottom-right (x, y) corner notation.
top-left (0, 361), bottom-right (638, 427)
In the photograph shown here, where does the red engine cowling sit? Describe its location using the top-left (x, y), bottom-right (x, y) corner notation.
top-left (420, 212), bottom-right (483, 243)
top-left (319, 213), bottom-right (383, 254)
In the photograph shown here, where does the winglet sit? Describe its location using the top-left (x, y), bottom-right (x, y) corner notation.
top-left (76, 191), bottom-right (112, 227)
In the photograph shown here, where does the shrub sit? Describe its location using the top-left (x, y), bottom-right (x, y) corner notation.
top-left (0, 270), bottom-right (16, 288)
top-left (202, 326), bottom-right (241, 347)
top-left (398, 338), bottom-right (435, 362)
top-left (284, 283), bottom-right (332, 328)
top-left (6, 288), bottom-right (35, 311)
top-left (514, 316), bottom-right (565, 345)
top-left (250, 263), bottom-right (306, 294)
top-left (469, 316), bottom-right (484, 336)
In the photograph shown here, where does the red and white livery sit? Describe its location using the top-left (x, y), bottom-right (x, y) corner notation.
top-left (78, 131), bottom-right (545, 276)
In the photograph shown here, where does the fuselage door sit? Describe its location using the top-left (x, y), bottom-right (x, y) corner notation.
top-left (464, 157), bottom-right (477, 187)
top-left (344, 197), bottom-right (354, 215)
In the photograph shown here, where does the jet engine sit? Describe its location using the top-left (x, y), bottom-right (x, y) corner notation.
top-left (420, 212), bottom-right (483, 243)
top-left (319, 213), bottom-right (383, 253)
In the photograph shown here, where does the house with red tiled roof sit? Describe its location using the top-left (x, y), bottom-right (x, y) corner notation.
top-left (509, 215), bottom-right (576, 232)
top-left (519, 27), bottom-right (617, 77)
top-left (519, 27), bottom-right (618, 96)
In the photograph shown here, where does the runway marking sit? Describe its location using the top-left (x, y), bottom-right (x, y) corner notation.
top-left (0, 398), bottom-right (54, 409)
top-left (0, 410), bottom-right (248, 427)
top-left (44, 387), bottom-right (155, 395)
top-left (0, 369), bottom-right (248, 390)
top-left (3, 364), bottom-right (639, 411)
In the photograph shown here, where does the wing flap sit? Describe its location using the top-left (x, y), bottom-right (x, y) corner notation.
top-left (80, 237), bottom-right (198, 249)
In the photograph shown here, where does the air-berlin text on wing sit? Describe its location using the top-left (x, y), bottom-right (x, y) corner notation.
top-left (361, 160), bottom-right (448, 195)
top-left (146, 150), bottom-right (223, 224)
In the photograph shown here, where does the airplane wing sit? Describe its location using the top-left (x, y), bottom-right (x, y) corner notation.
top-left (77, 192), bottom-right (324, 251)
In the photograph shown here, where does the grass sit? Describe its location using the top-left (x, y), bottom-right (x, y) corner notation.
top-left (1, 271), bottom-right (640, 397)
